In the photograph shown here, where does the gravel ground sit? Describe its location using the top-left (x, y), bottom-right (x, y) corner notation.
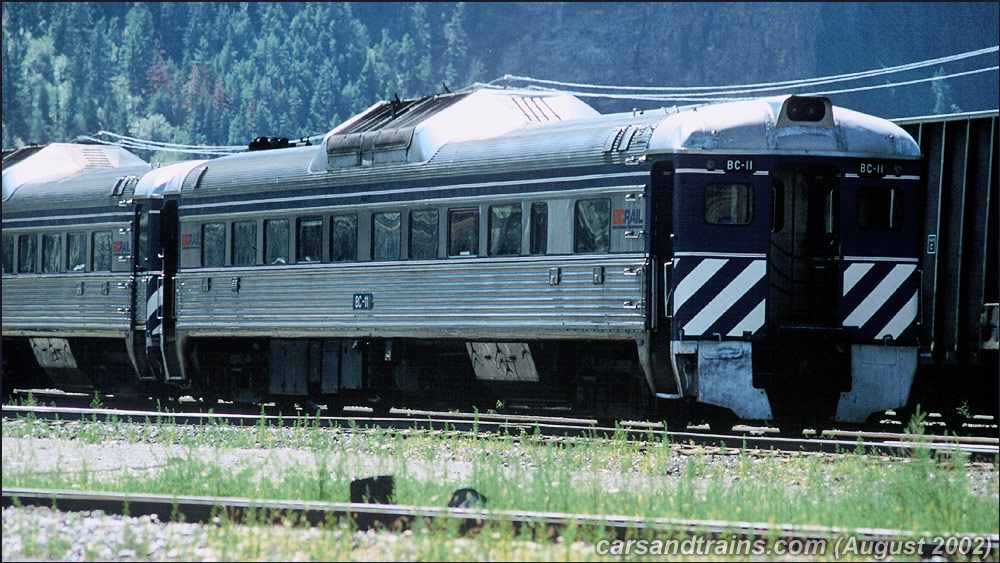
top-left (3, 420), bottom-right (998, 561)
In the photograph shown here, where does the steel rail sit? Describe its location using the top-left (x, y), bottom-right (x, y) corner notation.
top-left (3, 404), bottom-right (997, 462)
top-left (3, 487), bottom-right (998, 556)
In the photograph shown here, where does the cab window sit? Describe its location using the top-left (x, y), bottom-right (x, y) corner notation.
top-left (857, 186), bottom-right (902, 230)
top-left (705, 183), bottom-right (753, 225)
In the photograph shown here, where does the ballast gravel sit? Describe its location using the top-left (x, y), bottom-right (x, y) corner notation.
top-left (3, 418), bottom-right (998, 561)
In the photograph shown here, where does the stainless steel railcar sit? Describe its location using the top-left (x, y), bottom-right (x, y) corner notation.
top-left (2, 88), bottom-right (924, 428)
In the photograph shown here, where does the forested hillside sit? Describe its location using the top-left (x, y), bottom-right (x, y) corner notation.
top-left (2, 2), bottom-right (997, 159)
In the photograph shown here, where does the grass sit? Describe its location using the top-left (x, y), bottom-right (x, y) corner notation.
top-left (3, 410), bottom-right (998, 560)
top-left (4, 411), bottom-right (996, 531)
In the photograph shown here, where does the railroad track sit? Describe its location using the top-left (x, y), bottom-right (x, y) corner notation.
top-left (4, 403), bottom-right (997, 462)
top-left (3, 487), bottom-right (997, 559)
top-left (8, 387), bottom-right (997, 436)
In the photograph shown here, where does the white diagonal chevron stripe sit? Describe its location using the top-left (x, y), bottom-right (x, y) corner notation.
top-left (682, 260), bottom-right (766, 336)
top-left (875, 291), bottom-right (918, 340)
top-left (727, 298), bottom-right (766, 337)
top-left (843, 262), bottom-right (874, 295)
top-left (673, 258), bottom-right (727, 314)
top-left (842, 264), bottom-right (916, 328)
top-left (146, 285), bottom-right (163, 323)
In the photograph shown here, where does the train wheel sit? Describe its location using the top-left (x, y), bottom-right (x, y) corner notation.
top-left (653, 397), bottom-right (689, 433)
top-left (706, 412), bottom-right (738, 433)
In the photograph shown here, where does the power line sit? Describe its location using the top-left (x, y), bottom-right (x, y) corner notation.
top-left (85, 47), bottom-right (998, 154)
top-left (492, 45), bottom-right (998, 101)
top-left (495, 65), bottom-right (999, 104)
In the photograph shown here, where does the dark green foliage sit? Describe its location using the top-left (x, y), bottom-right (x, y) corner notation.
top-left (1, 2), bottom-right (997, 155)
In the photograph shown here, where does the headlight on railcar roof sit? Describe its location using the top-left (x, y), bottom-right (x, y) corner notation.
top-left (785, 96), bottom-right (828, 122)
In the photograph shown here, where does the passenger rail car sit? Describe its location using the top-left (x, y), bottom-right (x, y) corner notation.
top-left (3, 89), bottom-right (924, 428)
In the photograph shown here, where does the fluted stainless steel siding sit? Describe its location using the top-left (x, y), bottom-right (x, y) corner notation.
top-left (1, 273), bottom-right (132, 336)
top-left (175, 255), bottom-right (646, 339)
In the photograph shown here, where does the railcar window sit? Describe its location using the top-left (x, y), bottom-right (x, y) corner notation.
top-left (331, 214), bottom-right (357, 262)
top-left (42, 234), bottom-right (61, 273)
top-left (373, 212), bottom-right (401, 261)
top-left (232, 221), bottom-right (257, 266)
top-left (264, 219), bottom-right (289, 265)
top-left (705, 183), bottom-right (753, 225)
top-left (409, 209), bottom-right (438, 260)
top-left (530, 202), bottom-right (548, 255)
top-left (92, 232), bottom-right (112, 271)
top-left (489, 204), bottom-right (522, 256)
top-left (201, 223), bottom-right (225, 267)
top-left (857, 186), bottom-right (902, 230)
top-left (2, 235), bottom-right (14, 273)
top-left (18, 235), bottom-right (36, 273)
top-left (448, 208), bottom-right (479, 256)
top-left (297, 217), bottom-right (323, 263)
top-left (574, 198), bottom-right (610, 253)
top-left (67, 233), bottom-right (86, 272)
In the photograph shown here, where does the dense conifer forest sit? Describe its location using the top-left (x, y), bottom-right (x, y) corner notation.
top-left (2, 2), bottom-right (997, 160)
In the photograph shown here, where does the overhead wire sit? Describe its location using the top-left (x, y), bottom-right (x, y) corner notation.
top-left (491, 45), bottom-right (999, 102)
top-left (496, 65), bottom-right (1000, 103)
top-left (493, 46), bottom-right (998, 95)
top-left (87, 46), bottom-right (998, 154)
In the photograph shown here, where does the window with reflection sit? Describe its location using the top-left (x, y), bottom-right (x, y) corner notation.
top-left (857, 186), bottom-right (902, 230)
top-left (409, 209), bottom-right (438, 259)
top-left (41, 234), bottom-right (61, 273)
top-left (67, 233), bottom-right (86, 272)
top-left (705, 183), bottom-right (753, 225)
top-left (331, 214), bottom-right (357, 262)
top-left (232, 221), bottom-right (257, 266)
top-left (264, 219), bottom-right (289, 265)
top-left (297, 217), bottom-right (323, 262)
top-left (529, 202), bottom-right (548, 255)
top-left (448, 208), bottom-right (479, 256)
top-left (488, 204), bottom-right (522, 256)
top-left (574, 198), bottom-right (610, 253)
top-left (2, 235), bottom-right (13, 273)
top-left (373, 212), bottom-right (401, 261)
top-left (92, 232), bottom-right (111, 271)
top-left (18, 235), bottom-right (36, 273)
top-left (201, 223), bottom-right (225, 267)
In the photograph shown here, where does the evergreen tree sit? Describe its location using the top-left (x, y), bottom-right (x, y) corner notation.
top-left (119, 4), bottom-right (156, 98)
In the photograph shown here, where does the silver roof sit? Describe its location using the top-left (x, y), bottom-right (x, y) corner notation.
top-left (647, 95), bottom-right (920, 157)
top-left (2, 143), bottom-right (148, 203)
